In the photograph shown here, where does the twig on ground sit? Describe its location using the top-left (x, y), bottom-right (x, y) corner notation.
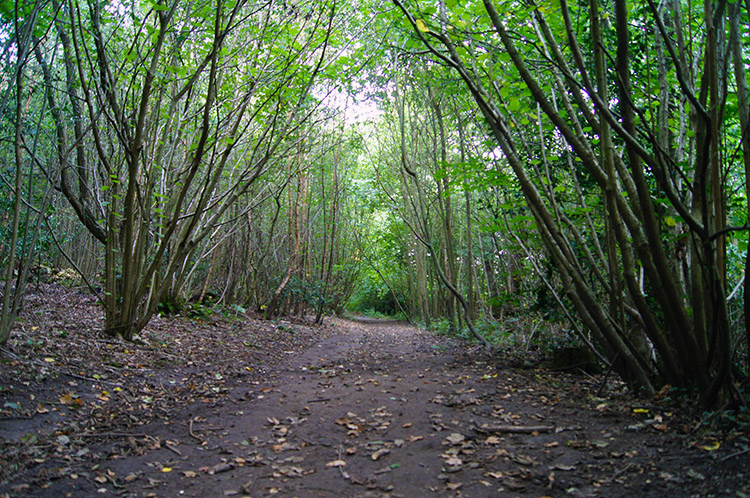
top-left (70, 432), bottom-right (149, 439)
top-left (165, 442), bottom-right (183, 456)
top-left (721, 446), bottom-right (750, 462)
top-left (189, 417), bottom-right (204, 442)
top-left (596, 352), bottom-right (619, 397)
top-left (474, 424), bottom-right (555, 434)
top-left (608, 463), bottom-right (635, 483)
top-left (337, 445), bottom-right (350, 480)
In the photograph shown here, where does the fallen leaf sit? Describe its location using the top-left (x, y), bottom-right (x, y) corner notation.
top-left (161, 467), bottom-right (172, 473)
top-left (211, 462), bottom-right (235, 474)
top-left (182, 471), bottom-right (197, 478)
top-left (503, 477), bottom-right (526, 491)
top-left (374, 466), bottom-right (393, 475)
top-left (326, 460), bottom-right (346, 468)
top-left (59, 393), bottom-right (82, 406)
top-left (241, 481), bottom-right (255, 493)
top-left (698, 441), bottom-right (720, 451)
top-left (687, 468), bottom-right (706, 480)
top-left (371, 448), bottom-right (390, 461)
top-left (446, 433), bottom-right (466, 445)
top-left (550, 464), bottom-right (576, 471)
top-left (272, 465), bottom-right (308, 478)
top-left (513, 454), bottom-right (536, 466)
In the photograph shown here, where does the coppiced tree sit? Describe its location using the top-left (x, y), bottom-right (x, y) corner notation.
top-left (393, 0), bottom-right (750, 405)
top-left (374, 65), bottom-right (491, 346)
top-left (0, 1), bottom-right (57, 346)
top-left (26, 0), bottom-right (347, 339)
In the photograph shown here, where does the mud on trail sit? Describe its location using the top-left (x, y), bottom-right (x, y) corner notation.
top-left (1, 287), bottom-right (749, 497)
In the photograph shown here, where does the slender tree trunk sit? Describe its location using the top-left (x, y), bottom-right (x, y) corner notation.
top-left (457, 115), bottom-right (475, 323)
top-left (266, 158), bottom-right (306, 319)
top-left (200, 241), bottom-right (219, 303)
top-left (0, 53), bottom-right (26, 346)
top-left (430, 88), bottom-right (457, 329)
top-left (480, 236), bottom-right (501, 319)
top-left (729, 2), bottom-right (750, 373)
top-left (316, 141), bottom-right (341, 324)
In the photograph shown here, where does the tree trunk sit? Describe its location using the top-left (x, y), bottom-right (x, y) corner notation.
top-left (0, 47), bottom-right (26, 346)
top-left (729, 2), bottom-right (750, 374)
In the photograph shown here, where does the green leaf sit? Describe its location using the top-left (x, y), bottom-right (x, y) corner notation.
top-left (738, 238), bottom-right (748, 252)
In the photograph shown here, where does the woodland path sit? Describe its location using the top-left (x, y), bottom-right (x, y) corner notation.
top-left (1, 293), bottom-right (748, 498)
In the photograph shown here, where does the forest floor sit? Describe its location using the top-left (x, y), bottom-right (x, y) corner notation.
top-left (1, 284), bottom-right (749, 498)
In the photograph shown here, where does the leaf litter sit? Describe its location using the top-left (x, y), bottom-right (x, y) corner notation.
top-left (0, 284), bottom-right (748, 497)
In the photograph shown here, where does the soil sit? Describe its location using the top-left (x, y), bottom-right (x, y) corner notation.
top-left (1, 284), bottom-right (749, 498)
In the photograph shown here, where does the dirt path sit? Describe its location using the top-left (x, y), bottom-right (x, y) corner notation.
top-left (2, 310), bottom-right (748, 497)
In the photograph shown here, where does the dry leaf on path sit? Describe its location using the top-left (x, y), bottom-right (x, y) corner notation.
top-left (371, 448), bottom-right (390, 461)
top-left (446, 433), bottom-right (465, 445)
